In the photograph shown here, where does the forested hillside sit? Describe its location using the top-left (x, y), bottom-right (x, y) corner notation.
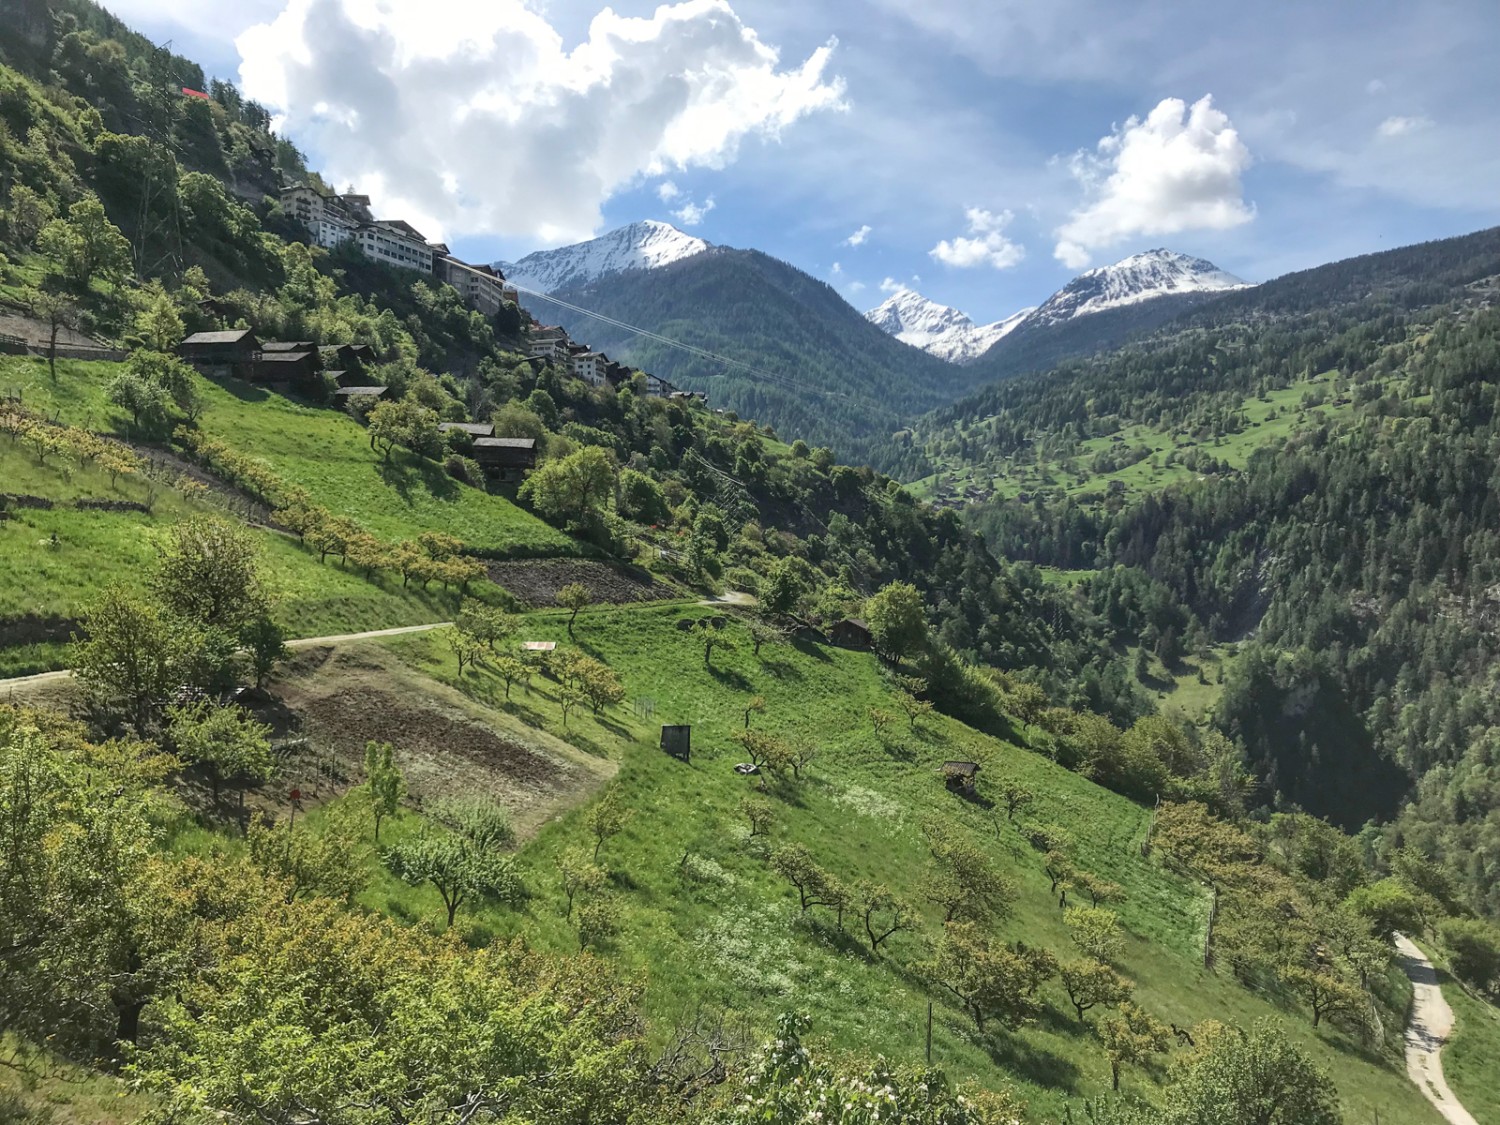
top-left (533, 247), bottom-right (968, 468)
top-left (914, 227), bottom-right (1500, 912)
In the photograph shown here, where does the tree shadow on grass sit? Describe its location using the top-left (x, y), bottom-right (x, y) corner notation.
top-left (708, 664), bottom-right (753, 692)
top-left (789, 636), bottom-right (832, 662)
top-left (979, 1027), bottom-right (1083, 1093)
top-left (207, 374), bottom-right (270, 403)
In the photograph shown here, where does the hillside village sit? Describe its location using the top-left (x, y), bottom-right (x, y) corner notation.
top-left (2, 6), bottom-right (1500, 1125)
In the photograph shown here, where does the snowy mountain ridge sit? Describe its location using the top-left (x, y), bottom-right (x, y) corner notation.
top-left (1026, 248), bottom-right (1250, 329)
top-left (864, 290), bottom-right (1033, 365)
top-left (865, 249), bottom-right (1250, 363)
top-left (495, 220), bottom-right (710, 295)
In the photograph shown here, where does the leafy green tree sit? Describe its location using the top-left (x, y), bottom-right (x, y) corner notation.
top-left (166, 702), bottom-right (273, 811)
top-left (997, 776), bottom-right (1035, 822)
top-left (1065, 906), bottom-right (1125, 964)
top-left (519, 446), bottom-right (616, 526)
top-left (1097, 1002), bottom-right (1170, 1090)
top-left (1343, 878), bottom-right (1422, 941)
top-left (856, 882), bottom-right (914, 956)
top-left (246, 811), bottom-right (365, 903)
top-left (30, 289), bottom-right (77, 380)
top-left (558, 847), bottom-right (606, 920)
top-left (758, 556), bottom-right (812, 617)
top-left (923, 820), bottom-right (1017, 924)
top-left (72, 586), bottom-right (195, 731)
top-left (926, 921), bottom-right (1057, 1032)
top-left (557, 582), bottom-right (593, 635)
top-left (864, 581), bottom-right (929, 664)
top-left (4, 184), bottom-right (54, 245)
top-left (135, 283), bottom-right (186, 351)
top-left (1278, 964), bottom-right (1365, 1028)
top-left (742, 694), bottom-right (766, 729)
top-left (367, 396), bottom-right (440, 463)
top-left (694, 616), bottom-right (735, 668)
top-left (1439, 918), bottom-right (1500, 994)
top-left (152, 516), bottom-right (268, 632)
top-left (492, 655), bottom-right (529, 699)
top-left (240, 616), bottom-right (288, 689)
top-left (37, 196), bottom-right (131, 287)
top-left (108, 370), bottom-right (171, 432)
top-left (577, 894), bottom-right (622, 950)
top-left (384, 822), bottom-right (520, 928)
top-left (617, 468), bottom-right (669, 523)
top-left (1060, 958), bottom-right (1133, 1022)
top-left (586, 783), bottom-right (631, 860)
top-left (441, 624), bottom-right (484, 678)
top-left (739, 794), bottom-right (774, 838)
top-left (363, 741), bottom-right (405, 842)
top-left (1161, 1018), bottom-right (1341, 1125)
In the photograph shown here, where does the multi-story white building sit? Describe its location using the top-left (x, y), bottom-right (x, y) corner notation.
top-left (435, 255), bottom-right (506, 317)
top-left (355, 220), bottom-right (434, 273)
top-left (568, 351), bottom-right (608, 387)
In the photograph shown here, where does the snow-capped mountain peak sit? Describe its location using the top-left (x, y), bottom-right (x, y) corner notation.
top-left (1027, 248), bottom-right (1249, 328)
top-left (864, 289), bottom-right (1033, 365)
top-left (496, 220), bottom-right (710, 294)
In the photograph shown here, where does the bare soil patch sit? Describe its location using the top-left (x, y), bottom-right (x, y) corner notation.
top-left (487, 557), bottom-right (678, 607)
top-left (254, 643), bottom-right (613, 837)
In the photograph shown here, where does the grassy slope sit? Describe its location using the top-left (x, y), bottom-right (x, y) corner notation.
top-left (357, 605), bottom-right (1439, 1123)
top-left (0, 439), bottom-right (467, 674)
top-left (1, 354), bottom-right (573, 554)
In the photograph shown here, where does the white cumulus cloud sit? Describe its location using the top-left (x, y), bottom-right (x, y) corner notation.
top-left (657, 181), bottom-right (682, 202)
top-left (1053, 95), bottom-right (1253, 269)
top-left (879, 276), bottom-right (907, 294)
top-left (1377, 115), bottom-right (1433, 138)
top-left (847, 280), bottom-right (866, 294)
top-left (930, 207), bottom-right (1025, 270)
top-left (236, 0), bottom-right (846, 244)
top-left (844, 224), bottom-right (872, 246)
top-left (672, 197), bottom-right (716, 226)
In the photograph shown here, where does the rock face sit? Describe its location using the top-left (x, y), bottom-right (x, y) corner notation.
top-left (864, 290), bottom-right (1034, 365)
top-left (1024, 249), bottom-right (1250, 329)
top-left (495, 220), bottom-right (710, 294)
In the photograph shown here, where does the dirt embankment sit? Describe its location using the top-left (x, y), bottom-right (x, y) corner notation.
top-left (486, 557), bottom-right (678, 607)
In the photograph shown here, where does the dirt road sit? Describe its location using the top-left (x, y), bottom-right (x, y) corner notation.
top-left (1396, 933), bottom-right (1479, 1125)
top-left (0, 621), bottom-right (450, 696)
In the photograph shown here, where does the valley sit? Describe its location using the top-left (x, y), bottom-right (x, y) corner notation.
top-left (2, 5), bottom-right (1499, 1125)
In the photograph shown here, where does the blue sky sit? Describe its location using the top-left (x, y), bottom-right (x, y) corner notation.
top-left (108, 0), bottom-right (1500, 323)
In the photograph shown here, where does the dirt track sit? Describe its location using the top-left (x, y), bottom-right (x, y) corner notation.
top-left (486, 557), bottom-right (677, 607)
top-left (1396, 934), bottom-right (1479, 1125)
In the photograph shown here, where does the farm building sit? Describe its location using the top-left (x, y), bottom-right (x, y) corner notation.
top-left (473, 436), bottom-right (537, 482)
top-left (942, 760), bottom-right (981, 792)
top-left (829, 618), bottom-right (873, 649)
top-left (179, 329), bottom-right (259, 375)
top-left (332, 385), bottom-right (390, 402)
top-left (261, 340), bottom-right (315, 353)
top-left (660, 725), bottom-right (691, 761)
top-left (438, 422), bottom-right (496, 438)
top-left (252, 349), bottom-right (320, 383)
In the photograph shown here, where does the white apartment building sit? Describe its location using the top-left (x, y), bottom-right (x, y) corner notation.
top-left (568, 351), bottom-right (608, 387)
top-left (435, 256), bottom-right (506, 317)
top-left (355, 220), bottom-right (434, 273)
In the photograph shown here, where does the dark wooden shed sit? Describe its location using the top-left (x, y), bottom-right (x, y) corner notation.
top-left (332, 385), bottom-right (390, 402)
top-left (261, 340), bottom-right (315, 353)
top-left (252, 350), bottom-right (319, 382)
top-left (660, 725), bottom-right (691, 762)
top-left (942, 760), bottom-right (981, 792)
top-left (473, 436), bottom-right (537, 482)
top-left (829, 617), bottom-right (873, 649)
top-left (179, 329), bottom-right (259, 374)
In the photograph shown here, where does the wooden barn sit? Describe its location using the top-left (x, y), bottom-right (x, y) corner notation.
top-left (179, 329), bottom-right (259, 376)
top-left (660, 724), bottom-right (691, 762)
top-left (473, 436), bottom-right (537, 482)
top-left (829, 618), bottom-right (873, 649)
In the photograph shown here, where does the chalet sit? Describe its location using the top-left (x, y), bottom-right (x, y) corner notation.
top-left (332, 385), bottom-right (390, 402)
top-left (942, 760), bottom-right (981, 793)
top-left (179, 329), bottom-right (259, 375)
top-left (318, 343), bottom-right (370, 375)
top-left (253, 350), bottom-right (319, 383)
top-left (528, 327), bottom-right (571, 362)
top-left (643, 373), bottom-right (674, 397)
top-left (829, 618), bottom-right (873, 649)
top-left (261, 340), bottom-right (315, 353)
top-left (472, 436), bottom-right (537, 482)
top-left (1107, 479), bottom-right (1126, 494)
top-left (438, 422), bottom-right (496, 438)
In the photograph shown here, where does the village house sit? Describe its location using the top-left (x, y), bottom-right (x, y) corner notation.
top-left (472, 436), bottom-right (537, 482)
top-left (252, 348), bottom-right (320, 384)
top-left (828, 618), bottom-right (873, 649)
top-left (332, 385), bottom-right (390, 404)
top-left (355, 219), bottom-right (434, 273)
top-left (528, 326), bottom-right (571, 363)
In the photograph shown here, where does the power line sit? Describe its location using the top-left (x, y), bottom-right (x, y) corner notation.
top-left (509, 282), bottom-right (845, 400)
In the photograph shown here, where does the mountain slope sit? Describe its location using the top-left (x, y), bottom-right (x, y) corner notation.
top-left (963, 249), bottom-right (1249, 383)
top-left (496, 220), bottom-right (709, 294)
top-left (517, 246), bottom-right (977, 464)
top-left (864, 289), bottom-right (1033, 364)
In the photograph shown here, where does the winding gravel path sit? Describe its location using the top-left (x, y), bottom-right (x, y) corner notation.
top-left (1396, 933), bottom-right (1479, 1125)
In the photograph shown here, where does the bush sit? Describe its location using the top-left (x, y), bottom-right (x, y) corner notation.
top-left (1440, 917), bottom-right (1500, 994)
